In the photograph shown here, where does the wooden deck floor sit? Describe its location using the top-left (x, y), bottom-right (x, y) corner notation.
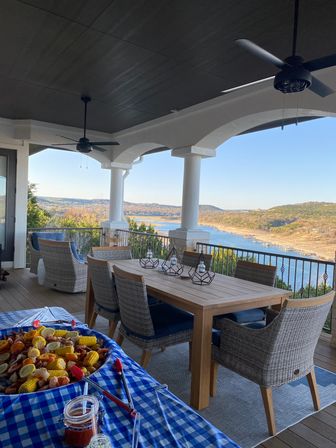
top-left (1, 268), bottom-right (336, 448)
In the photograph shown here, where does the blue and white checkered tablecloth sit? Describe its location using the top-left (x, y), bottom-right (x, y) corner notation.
top-left (0, 307), bottom-right (240, 448)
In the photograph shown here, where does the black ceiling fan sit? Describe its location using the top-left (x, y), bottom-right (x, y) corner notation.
top-left (51, 96), bottom-right (119, 153)
top-left (236, 0), bottom-right (336, 97)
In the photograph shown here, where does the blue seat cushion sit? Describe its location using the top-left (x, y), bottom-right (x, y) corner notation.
top-left (31, 232), bottom-right (64, 250)
top-left (123, 303), bottom-right (193, 340)
top-left (70, 241), bottom-right (85, 263)
top-left (151, 303), bottom-right (193, 338)
top-left (224, 308), bottom-right (266, 324)
top-left (147, 294), bottom-right (161, 306)
top-left (212, 329), bottom-right (221, 347)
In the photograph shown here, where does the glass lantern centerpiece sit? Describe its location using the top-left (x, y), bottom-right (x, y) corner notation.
top-left (188, 251), bottom-right (215, 285)
top-left (139, 246), bottom-right (159, 269)
top-left (161, 247), bottom-right (183, 276)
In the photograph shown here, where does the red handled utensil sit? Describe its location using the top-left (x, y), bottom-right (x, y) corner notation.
top-left (70, 365), bottom-right (136, 417)
top-left (114, 358), bottom-right (134, 410)
top-left (33, 319), bottom-right (77, 328)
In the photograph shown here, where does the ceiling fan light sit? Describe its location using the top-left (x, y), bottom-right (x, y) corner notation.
top-left (274, 67), bottom-right (312, 93)
top-left (76, 142), bottom-right (92, 153)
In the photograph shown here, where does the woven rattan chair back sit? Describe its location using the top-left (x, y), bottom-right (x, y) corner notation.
top-left (182, 251), bottom-right (212, 270)
top-left (91, 246), bottom-right (132, 260)
top-left (87, 255), bottom-right (118, 312)
top-left (40, 239), bottom-right (77, 276)
top-left (113, 265), bottom-right (155, 338)
top-left (262, 292), bottom-right (334, 385)
top-left (234, 260), bottom-right (276, 286)
top-left (39, 239), bottom-right (87, 293)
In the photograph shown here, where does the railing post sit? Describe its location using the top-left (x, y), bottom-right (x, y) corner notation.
top-left (330, 251), bottom-right (336, 346)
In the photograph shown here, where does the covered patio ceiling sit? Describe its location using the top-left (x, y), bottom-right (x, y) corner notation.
top-left (1, 0), bottom-right (336, 137)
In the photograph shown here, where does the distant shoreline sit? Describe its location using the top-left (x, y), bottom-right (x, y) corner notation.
top-left (130, 215), bottom-right (334, 261)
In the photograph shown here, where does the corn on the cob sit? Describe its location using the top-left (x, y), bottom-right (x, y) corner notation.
top-left (55, 345), bottom-right (74, 356)
top-left (32, 335), bottom-right (46, 349)
top-left (18, 377), bottom-right (39, 393)
top-left (54, 329), bottom-right (68, 337)
top-left (83, 350), bottom-right (99, 367)
top-left (47, 369), bottom-right (69, 378)
top-left (78, 336), bottom-right (97, 347)
top-left (47, 358), bottom-right (66, 370)
top-left (35, 326), bottom-right (46, 335)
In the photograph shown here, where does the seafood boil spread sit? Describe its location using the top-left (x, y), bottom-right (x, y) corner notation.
top-left (0, 326), bottom-right (108, 394)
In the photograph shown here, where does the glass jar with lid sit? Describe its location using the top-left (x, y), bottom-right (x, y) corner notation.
top-left (63, 395), bottom-right (99, 447)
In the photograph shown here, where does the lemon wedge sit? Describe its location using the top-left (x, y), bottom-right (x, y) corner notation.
top-left (41, 328), bottom-right (55, 338)
top-left (0, 362), bottom-right (8, 374)
top-left (46, 341), bottom-right (61, 352)
top-left (19, 364), bottom-right (36, 378)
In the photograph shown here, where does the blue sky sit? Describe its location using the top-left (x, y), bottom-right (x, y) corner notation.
top-left (29, 117), bottom-right (336, 210)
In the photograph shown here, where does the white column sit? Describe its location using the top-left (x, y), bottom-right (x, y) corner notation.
top-left (101, 163), bottom-right (132, 239)
top-left (180, 154), bottom-right (201, 230)
top-left (169, 146), bottom-right (216, 250)
top-left (109, 167), bottom-right (124, 222)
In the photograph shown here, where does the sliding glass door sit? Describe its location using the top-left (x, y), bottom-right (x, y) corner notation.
top-left (0, 149), bottom-right (16, 261)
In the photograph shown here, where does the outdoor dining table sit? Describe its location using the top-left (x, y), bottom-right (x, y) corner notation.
top-left (85, 259), bottom-right (292, 411)
top-left (0, 306), bottom-right (240, 448)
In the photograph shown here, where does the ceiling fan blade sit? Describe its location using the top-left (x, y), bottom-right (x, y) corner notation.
top-left (303, 53), bottom-right (336, 72)
top-left (309, 76), bottom-right (334, 97)
top-left (51, 142), bottom-right (78, 146)
top-left (57, 135), bottom-right (79, 142)
top-left (92, 145), bottom-right (107, 152)
top-left (236, 39), bottom-right (287, 69)
top-left (90, 141), bottom-right (120, 146)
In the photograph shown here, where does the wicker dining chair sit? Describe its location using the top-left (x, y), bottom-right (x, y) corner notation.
top-left (214, 260), bottom-right (277, 328)
top-left (210, 291), bottom-right (335, 436)
top-left (91, 246), bottom-right (132, 260)
top-left (113, 265), bottom-right (193, 368)
top-left (182, 250), bottom-right (213, 270)
top-left (39, 239), bottom-right (87, 293)
top-left (87, 255), bottom-right (120, 338)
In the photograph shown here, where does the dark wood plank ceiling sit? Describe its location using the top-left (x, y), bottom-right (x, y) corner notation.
top-left (0, 0), bottom-right (335, 135)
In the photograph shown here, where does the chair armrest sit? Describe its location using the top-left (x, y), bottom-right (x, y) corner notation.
top-left (215, 317), bottom-right (274, 361)
top-left (74, 259), bottom-right (88, 276)
top-left (28, 240), bottom-right (39, 256)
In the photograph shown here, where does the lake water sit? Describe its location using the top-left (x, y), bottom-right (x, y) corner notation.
top-left (132, 217), bottom-right (334, 289)
top-left (134, 217), bottom-right (307, 259)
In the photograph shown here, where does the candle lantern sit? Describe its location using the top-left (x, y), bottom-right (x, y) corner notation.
top-left (188, 251), bottom-right (215, 285)
top-left (161, 247), bottom-right (184, 276)
top-left (139, 246), bottom-right (159, 269)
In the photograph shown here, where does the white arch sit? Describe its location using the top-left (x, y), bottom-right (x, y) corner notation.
top-left (196, 108), bottom-right (336, 150)
top-left (113, 142), bottom-right (167, 164)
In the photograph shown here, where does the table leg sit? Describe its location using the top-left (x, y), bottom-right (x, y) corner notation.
top-left (190, 309), bottom-right (213, 410)
top-left (85, 267), bottom-right (94, 325)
